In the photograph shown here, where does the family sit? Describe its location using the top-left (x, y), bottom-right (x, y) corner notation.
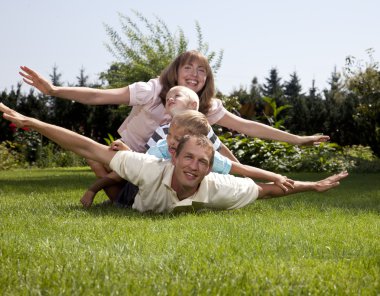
top-left (0, 50), bottom-right (348, 213)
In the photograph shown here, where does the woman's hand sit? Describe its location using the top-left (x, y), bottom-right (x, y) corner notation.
top-left (297, 134), bottom-right (330, 146)
top-left (19, 66), bottom-right (55, 95)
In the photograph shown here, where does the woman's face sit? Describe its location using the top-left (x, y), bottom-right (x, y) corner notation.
top-left (177, 59), bottom-right (207, 94)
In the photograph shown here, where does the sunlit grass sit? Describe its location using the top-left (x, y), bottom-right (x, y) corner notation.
top-left (0, 168), bottom-right (379, 295)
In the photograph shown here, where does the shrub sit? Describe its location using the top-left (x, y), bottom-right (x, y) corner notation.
top-left (35, 142), bottom-right (87, 168)
top-left (9, 124), bottom-right (42, 165)
top-left (0, 141), bottom-right (27, 170)
top-left (343, 145), bottom-right (380, 173)
top-left (0, 140), bottom-right (87, 170)
top-left (219, 134), bottom-right (379, 173)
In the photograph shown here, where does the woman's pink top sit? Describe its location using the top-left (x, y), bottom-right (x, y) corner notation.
top-left (117, 78), bottom-right (226, 152)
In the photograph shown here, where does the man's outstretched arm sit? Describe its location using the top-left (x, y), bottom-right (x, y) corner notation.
top-left (0, 103), bottom-right (115, 165)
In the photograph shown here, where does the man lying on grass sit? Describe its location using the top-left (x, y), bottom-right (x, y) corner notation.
top-left (0, 103), bottom-right (348, 213)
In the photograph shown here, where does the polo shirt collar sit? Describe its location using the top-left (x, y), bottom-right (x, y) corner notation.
top-left (162, 163), bottom-right (175, 190)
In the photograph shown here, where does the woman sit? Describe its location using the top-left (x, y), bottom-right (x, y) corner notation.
top-left (19, 50), bottom-right (329, 178)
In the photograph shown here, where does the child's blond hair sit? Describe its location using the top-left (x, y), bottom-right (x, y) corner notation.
top-left (171, 110), bottom-right (210, 136)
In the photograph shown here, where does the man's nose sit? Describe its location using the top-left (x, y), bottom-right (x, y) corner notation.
top-left (189, 159), bottom-right (199, 170)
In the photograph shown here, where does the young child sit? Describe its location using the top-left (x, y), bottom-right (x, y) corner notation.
top-left (81, 86), bottom-right (293, 207)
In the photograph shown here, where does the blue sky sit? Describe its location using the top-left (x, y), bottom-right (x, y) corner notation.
top-left (1, 0), bottom-right (379, 95)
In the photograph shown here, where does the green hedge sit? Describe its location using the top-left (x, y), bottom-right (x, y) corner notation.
top-left (1, 135), bottom-right (380, 172)
top-left (220, 133), bottom-right (380, 173)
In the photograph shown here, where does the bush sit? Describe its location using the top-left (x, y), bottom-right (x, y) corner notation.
top-left (0, 141), bottom-right (87, 170)
top-left (35, 142), bottom-right (87, 168)
top-left (0, 141), bottom-right (27, 170)
top-left (13, 127), bottom-right (42, 165)
top-left (220, 134), bottom-right (379, 173)
top-left (343, 145), bottom-right (380, 173)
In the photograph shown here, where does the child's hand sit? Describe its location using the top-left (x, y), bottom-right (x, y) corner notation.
top-left (273, 174), bottom-right (295, 192)
top-left (110, 140), bottom-right (130, 151)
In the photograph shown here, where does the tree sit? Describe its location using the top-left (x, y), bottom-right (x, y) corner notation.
top-left (233, 77), bottom-right (264, 120)
top-left (47, 65), bottom-right (72, 126)
top-left (323, 67), bottom-right (362, 146)
top-left (303, 80), bottom-right (328, 135)
top-left (261, 68), bottom-right (287, 126)
top-left (68, 67), bottom-right (93, 134)
top-left (283, 72), bottom-right (308, 133)
top-left (261, 68), bottom-right (284, 105)
top-left (323, 67), bottom-right (346, 103)
top-left (101, 10), bottom-right (224, 88)
top-left (345, 49), bottom-right (380, 156)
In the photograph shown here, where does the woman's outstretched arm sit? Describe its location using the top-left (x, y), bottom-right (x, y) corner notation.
top-left (19, 66), bottom-right (130, 105)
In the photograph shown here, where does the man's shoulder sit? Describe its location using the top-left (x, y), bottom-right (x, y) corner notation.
top-left (204, 172), bottom-right (255, 187)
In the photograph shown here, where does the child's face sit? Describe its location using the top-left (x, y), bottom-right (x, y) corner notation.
top-left (166, 123), bottom-right (188, 157)
top-left (165, 87), bottom-right (198, 116)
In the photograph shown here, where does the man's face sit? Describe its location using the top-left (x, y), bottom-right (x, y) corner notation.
top-left (165, 87), bottom-right (197, 116)
top-left (171, 137), bottom-right (212, 193)
top-left (166, 123), bottom-right (187, 157)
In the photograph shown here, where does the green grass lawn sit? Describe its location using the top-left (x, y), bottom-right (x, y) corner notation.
top-left (0, 168), bottom-right (379, 295)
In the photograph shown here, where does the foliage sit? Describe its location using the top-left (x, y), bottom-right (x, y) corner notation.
top-left (0, 141), bottom-right (26, 170)
top-left (12, 128), bottom-right (42, 164)
top-left (0, 67), bottom-right (125, 147)
top-left (219, 134), bottom-right (380, 173)
top-left (261, 96), bottom-right (292, 130)
top-left (0, 169), bottom-right (379, 294)
top-left (101, 10), bottom-right (224, 88)
top-left (228, 50), bottom-right (380, 157)
top-left (103, 133), bottom-right (116, 146)
top-left (35, 142), bottom-right (87, 168)
top-left (218, 93), bottom-right (241, 113)
top-left (261, 68), bottom-right (284, 104)
top-left (344, 48), bottom-right (380, 156)
top-left (342, 145), bottom-right (380, 173)
top-left (0, 140), bottom-right (87, 170)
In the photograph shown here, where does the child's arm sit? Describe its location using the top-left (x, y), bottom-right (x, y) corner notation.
top-left (230, 162), bottom-right (294, 192)
top-left (219, 142), bottom-right (239, 162)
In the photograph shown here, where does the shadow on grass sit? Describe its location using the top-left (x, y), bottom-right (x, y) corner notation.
top-left (63, 202), bottom-right (192, 220)
top-left (258, 172), bottom-right (380, 214)
top-left (1, 171), bottom-right (379, 215)
top-left (0, 174), bottom-right (95, 193)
